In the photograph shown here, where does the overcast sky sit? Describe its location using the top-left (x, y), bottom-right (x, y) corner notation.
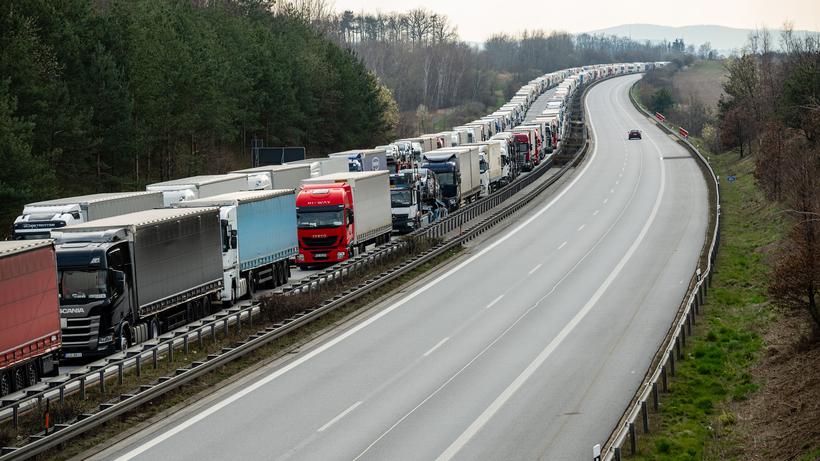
top-left (331, 0), bottom-right (820, 42)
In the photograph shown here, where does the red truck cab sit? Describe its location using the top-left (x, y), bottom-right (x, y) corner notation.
top-left (513, 132), bottom-right (537, 171)
top-left (296, 184), bottom-right (353, 267)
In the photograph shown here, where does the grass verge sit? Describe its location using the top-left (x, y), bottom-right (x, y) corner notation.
top-left (628, 149), bottom-right (786, 459)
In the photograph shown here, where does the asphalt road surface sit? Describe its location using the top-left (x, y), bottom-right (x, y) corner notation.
top-left (97, 74), bottom-right (708, 461)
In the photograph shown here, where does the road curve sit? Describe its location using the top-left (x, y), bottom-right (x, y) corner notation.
top-left (96, 74), bottom-right (708, 461)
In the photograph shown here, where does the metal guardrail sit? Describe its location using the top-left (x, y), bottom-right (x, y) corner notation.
top-left (0, 74), bottom-right (618, 461)
top-left (597, 79), bottom-right (722, 461)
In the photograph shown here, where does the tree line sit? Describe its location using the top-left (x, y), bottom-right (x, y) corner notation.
top-left (0, 0), bottom-right (397, 235)
top-left (287, 6), bottom-right (691, 136)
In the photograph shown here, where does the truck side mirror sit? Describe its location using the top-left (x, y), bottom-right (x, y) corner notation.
top-left (113, 270), bottom-right (126, 292)
top-left (230, 230), bottom-right (238, 249)
top-left (347, 209), bottom-right (354, 225)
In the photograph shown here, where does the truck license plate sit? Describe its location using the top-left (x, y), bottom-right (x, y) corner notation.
top-left (64, 352), bottom-right (82, 358)
top-left (315, 253), bottom-right (327, 258)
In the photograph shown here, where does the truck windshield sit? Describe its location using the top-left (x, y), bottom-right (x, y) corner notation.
top-left (391, 190), bottom-right (413, 207)
top-left (297, 210), bottom-right (344, 229)
top-left (59, 270), bottom-right (107, 300)
top-left (436, 172), bottom-right (456, 186)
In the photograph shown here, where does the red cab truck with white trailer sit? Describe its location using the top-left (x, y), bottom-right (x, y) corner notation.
top-left (295, 171), bottom-right (392, 268)
top-left (0, 240), bottom-right (60, 396)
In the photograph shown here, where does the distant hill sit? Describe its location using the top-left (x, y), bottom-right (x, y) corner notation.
top-left (588, 24), bottom-right (818, 55)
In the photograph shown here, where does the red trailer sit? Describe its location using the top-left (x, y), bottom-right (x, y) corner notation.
top-left (0, 240), bottom-right (61, 396)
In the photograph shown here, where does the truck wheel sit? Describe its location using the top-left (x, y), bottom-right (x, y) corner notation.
top-left (0, 372), bottom-right (9, 397)
top-left (25, 362), bottom-right (37, 387)
top-left (247, 275), bottom-right (255, 296)
top-left (118, 330), bottom-right (131, 352)
top-left (13, 367), bottom-right (25, 392)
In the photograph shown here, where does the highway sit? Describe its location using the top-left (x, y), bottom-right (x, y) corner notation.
top-left (96, 74), bottom-right (708, 461)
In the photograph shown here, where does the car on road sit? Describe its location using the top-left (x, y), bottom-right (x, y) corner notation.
top-left (628, 129), bottom-right (642, 140)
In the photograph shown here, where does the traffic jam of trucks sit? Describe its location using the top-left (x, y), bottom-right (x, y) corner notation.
top-left (0, 62), bottom-right (656, 395)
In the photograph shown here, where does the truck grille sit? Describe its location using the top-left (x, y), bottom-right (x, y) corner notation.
top-left (302, 236), bottom-right (338, 248)
top-left (62, 316), bottom-right (100, 349)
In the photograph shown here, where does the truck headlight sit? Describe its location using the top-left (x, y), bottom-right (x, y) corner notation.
top-left (297, 254), bottom-right (305, 261)
top-left (337, 251), bottom-right (346, 259)
top-left (98, 335), bottom-right (113, 344)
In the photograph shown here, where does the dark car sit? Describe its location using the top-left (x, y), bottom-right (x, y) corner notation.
top-left (628, 130), bottom-right (642, 140)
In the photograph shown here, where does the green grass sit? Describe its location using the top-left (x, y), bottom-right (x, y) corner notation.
top-left (629, 150), bottom-right (786, 460)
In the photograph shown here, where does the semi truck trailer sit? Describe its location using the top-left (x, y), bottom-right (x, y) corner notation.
top-left (328, 148), bottom-right (389, 172)
top-left (146, 174), bottom-right (248, 207)
top-left (231, 164), bottom-right (311, 191)
top-left (175, 190), bottom-right (298, 304)
top-left (296, 171), bottom-right (391, 268)
top-left (13, 192), bottom-right (163, 240)
top-left (51, 208), bottom-right (223, 359)
top-left (286, 157), bottom-right (349, 177)
top-left (0, 240), bottom-right (60, 396)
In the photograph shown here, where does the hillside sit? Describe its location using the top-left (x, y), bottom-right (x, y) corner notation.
top-left (589, 24), bottom-right (818, 55)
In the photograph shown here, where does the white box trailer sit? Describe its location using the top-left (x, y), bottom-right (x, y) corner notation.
top-left (13, 191), bottom-right (164, 240)
top-left (231, 163), bottom-right (311, 191)
top-left (146, 174), bottom-right (248, 207)
top-left (463, 141), bottom-right (505, 192)
top-left (300, 171), bottom-right (392, 248)
top-left (287, 157), bottom-right (349, 177)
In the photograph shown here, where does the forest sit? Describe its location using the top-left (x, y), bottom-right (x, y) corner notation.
top-left (0, 0), bottom-right (397, 232)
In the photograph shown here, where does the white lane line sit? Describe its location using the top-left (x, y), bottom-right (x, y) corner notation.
top-left (528, 264), bottom-right (542, 275)
top-left (423, 337), bottom-right (451, 357)
top-left (577, 224), bottom-right (586, 231)
top-left (486, 294), bottom-right (504, 309)
top-left (593, 210), bottom-right (599, 216)
top-left (113, 91), bottom-right (606, 461)
top-left (436, 114), bottom-right (668, 461)
top-left (616, 180), bottom-right (620, 185)
top-left (603, 198), bottom-right (609, 204)
top-left (317, 401), bottom-right (362, 432)
top-left (610, 188), bottom-right (615, 193)
top-left (557, 241), bottom-right (567, 250)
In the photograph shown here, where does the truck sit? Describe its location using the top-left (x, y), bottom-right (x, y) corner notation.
top-left (0, 240), bottom-right (60, 396)
top-left (421, 146), bottom-right (481, 211)
top-left (464, 141), bottom-right (509, 192)
top-left (51, 208), bottom-right (223, 359)
top-left (295, 171), bottom-right (392, 268)
top-left (286, 157), bottom-right (349, 178)
top-left (231, 164), bottom-right (311, 191)
top-left (175, 191), bottom-right (298, 304)
top-left (512, 130), bottom-right (538, 171)
top-left (13, 192), bottom-right (164, 240)
top-left (329, 148), bottom-right (389, 172)
top-left (389, 172), bottom-right (448, 234)
top-left (146, 174), bottom-right (248, 207)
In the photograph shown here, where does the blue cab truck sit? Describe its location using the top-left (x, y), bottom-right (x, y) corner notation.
top-left (175, 190), bottom-right (298, 304)
top-left (52, 208), bottom-right (223, 359)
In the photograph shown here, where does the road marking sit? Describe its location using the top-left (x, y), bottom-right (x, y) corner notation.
top-left (423, 337), bottom-right (451, 357)
top-left (112, 90), bottom-right (606, 461)
top-left (577, 224), bottom-right (586, 231)
top-left (616, 180), bottom-right (620, 185)
top-left (317, 401), bottom-right (362, 432)
top-left (557, 241), bottom-right (567, 250)
top-left (436, 110), bottom-right (668, 461)
top-left (528, 264), bottom-right (542, 275)
top-left (486, 295), bottom-right (504, 309)
top-left (610, 188), bottom-right (615, 193)
top-left (603, 198), bottom-right (609, 204)
top-left (593, 210), bottom-right (599, 216)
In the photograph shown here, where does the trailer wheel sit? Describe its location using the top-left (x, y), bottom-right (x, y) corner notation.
top-left (202, 296), bottom-right (212, 317)
top-left (25, 362), bottom-right (37, 387)
top-left (149, 319), bottom-right (159, 339)
top-left (13, 367), bottom-right (25, 392)
top-left (246, 274), bottom-right (255, 296)
top-left (0, 372), bottom-right (10, 397)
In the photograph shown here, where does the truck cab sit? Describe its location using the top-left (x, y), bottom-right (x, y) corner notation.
top-left (513, 131), bottom-right (536, 171)
top-left (14, 204), bottom-right (84, 239)
top-left (296, 185), bottom-right (353, 266)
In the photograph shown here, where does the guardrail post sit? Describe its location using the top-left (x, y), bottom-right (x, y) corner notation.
top-left (628, 422), bottom-right (637, 454)
top-left (198, 329), bottom-right (203, 350)
top-left (136, 355), bottom-right (141, 377)
top-left (168, 342), bottom-right (174, 363)
top-left (211, 324), bottom-right (216, 342)
top-left (118, 363), bottom-right (124, 385)
top-left (224, 317), bottom-right (229, 337)
top-left (12, 405), bottom-right (18, 428)
top-left (80, 376), bottom-right (86, 400)
top-left (652, 382), bottom-right (659, 410)
top-left (641, 401), bottom-right (649, 433)
top-left (99, 369), bottom-right (105, 394)
top-left (613, 447), bottom-right (621, 461)
top-left (669, 351), bottom-right (676, 377)
top-left (687, 311), bottom-right (693, 335)
top-left (59, 386), bottom-right (65, 405)
top-left (236, 313), bottom-right (242, 334)
top-left (152, 348), bottom-right (158, 369)
top-left (680, 328), bottom-right (686, 352)
top-left (184, 335), bottom-right (189, 356)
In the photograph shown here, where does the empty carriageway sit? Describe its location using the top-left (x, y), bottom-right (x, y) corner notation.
top-left (96, 74), bottom-right (708, 461)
